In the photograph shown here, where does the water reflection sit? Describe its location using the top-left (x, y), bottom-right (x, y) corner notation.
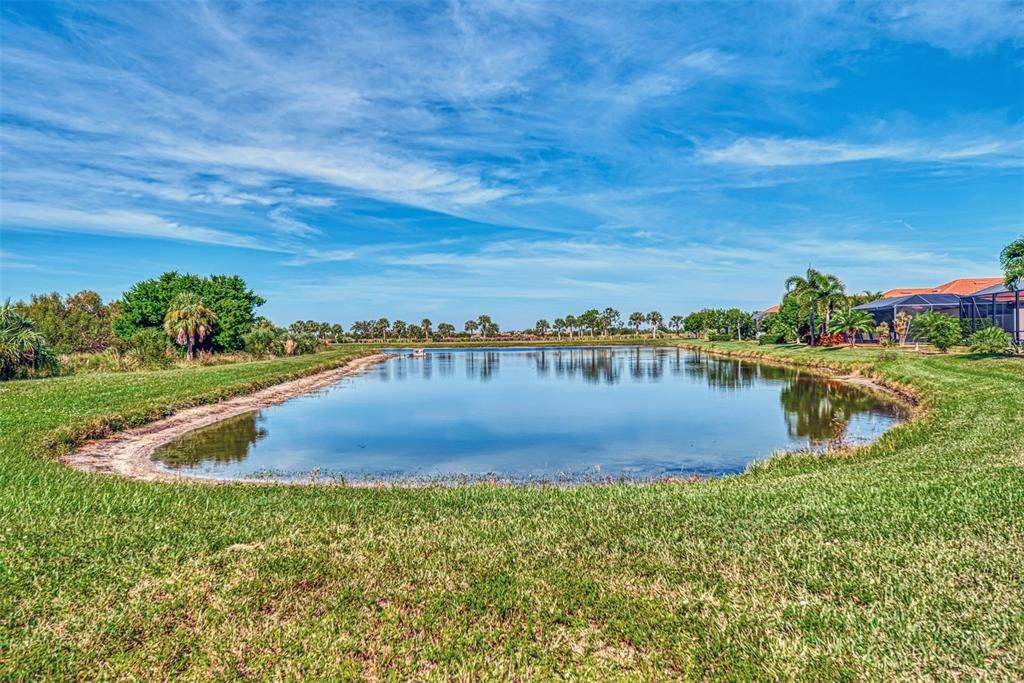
top-left (154, 347), bottom-right (904, 482)
top-left (158, 411), bottom-right (268, 468)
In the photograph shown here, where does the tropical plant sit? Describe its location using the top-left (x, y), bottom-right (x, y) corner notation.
top-left (477, 314), bottom-right (497, 338)
top-left (629, 312), bottom-right (645, 336)
top-left (912, 311), bottom-right (960, 352)
top-left (647, 311), bottom-right (663, 338)
top-left (784, 268), bottom-right (846, 344)
top-left (437, 322), bottom-right (455, 339)
top-left (553, 318), bottom-right (566, 339)
top-left (391, 320), bottom-right (407, 340)
top-left (579, 309), bottom-right (601, 337)
top-left (534, 319), bottom-right (550, 336)
top-left (1001, 237), bottom-right (1024, 290)
top-left (163, 291), bottom-right (217, 360)
top-left (669, 315), bottom-right (684, 334)
top-left (0, 301), bottom-right (59, 380)
top-left (420, 319), bottom-right (432, 339)
top-left (829, 308), bottom-right (876, 347)
top-left (967, 326), bottom-right (1011, 354)
top-left (893, 311), bottom-right (913, 347)
top-left (374, 318), bottom-right (390, 341)
top-left (875, 321), bottom-right (893, 347)
top-left (464, 320), bottom-right (479, 336)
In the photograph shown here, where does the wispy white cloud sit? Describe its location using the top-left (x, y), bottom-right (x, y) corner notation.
top-left (1, 203), bottom-right (277, 251)
top-left (702, 136), bottom-right (1024, 167)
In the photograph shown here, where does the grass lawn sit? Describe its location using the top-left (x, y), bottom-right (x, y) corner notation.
top-left (1, 341), bottom-right (1022, 679)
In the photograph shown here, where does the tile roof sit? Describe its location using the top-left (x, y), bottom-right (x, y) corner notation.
top-left (880, 277), bottom-right (1002, 299)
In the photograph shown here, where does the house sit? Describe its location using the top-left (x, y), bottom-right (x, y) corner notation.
top-left (855, 277), bottom-right (1021, 345)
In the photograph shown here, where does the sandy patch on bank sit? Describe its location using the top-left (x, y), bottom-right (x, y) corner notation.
top-left (65, 353), bottom-right (392, 482)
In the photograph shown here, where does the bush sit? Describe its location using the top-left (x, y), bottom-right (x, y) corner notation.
top-left (913, 311), bottom-right (961, 352)
top-left (758, 332), bottom-right (786, 345)
top-left (815, 332), bottom-right (846, 347)
top-left (967, 326), bottom-right (1011, 354)
top-left (960, 318), bottom-right (993, 343)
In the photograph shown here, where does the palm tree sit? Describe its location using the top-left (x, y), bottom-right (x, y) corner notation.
top-left (535, 319), bottom-right (550, 337)
top-left (647, 311), bottom-right (663, 338)
top-left (829, 308), bottom-right (875, 347)
top-left (163, 291), bottom-right (217, 360)
top-left (564, 314), bottom-right (577, 339)
top-left (785, 267), bottom-right (846, 345)
top-left (375, 318), bottom-right (390, 342)
top-left (330, 323), bottom-right (344, 341)
top-left (437, 322), bottom-right (455, 339)
top-left (669, 315), bottom-right (684, 334)
top-left (553, 317), bottom-right (566, 339)
top-left (629, 312), bottom-right (644, 336)
top-left (477, 314), bottom-right (493, 339)
top-left (1002, 237), bottom-right (1024, 290)
top-left (392, 320), bottom-right (407, 340)
top-left (0, 301), bottom-right (58, 380)
top-left (464, 320), bottom-right (479, 336)
top-left (420, 319), bottom-right (432, 339)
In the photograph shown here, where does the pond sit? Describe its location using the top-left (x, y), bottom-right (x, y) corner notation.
top-left (153, 347), bottom-right (906, 483)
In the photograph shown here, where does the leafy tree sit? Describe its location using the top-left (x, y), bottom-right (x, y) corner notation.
top-left (845, 290), bottom-right (883, 308)
top-left (330, 323), bottom-right (344, 341)
top-left (629, 312), bottom-right (645, 336)
top-left (647, 311), bottom-right (663, 338)
top-left (553, 317), bottom-right (566, 339)
top-left (912, 311), bottom-right (960, 352)
top-left (163, 292), bottom-right (217, 360)
top-left (829, 308), bottom-right (875, 347)
top-left (1001, 237), bottom-right (1024, 290)
top-left (785, 268), bottom-right (846, 344)
top-left (115, 272), bottom-right (264, 352)
top-left (968, 326), bottom-right (1010, 354)
top-left (534, 319), bottom-right (550, 336)
top-left (0, 301), bottom-right (59, 380)
top-left (579, 309), bottom-right (601, 337)
top-left (437, 322), bottom-right (456, 339)
top-left (13, 290), bottom-right (117, 354)
top-left (601, 308), bottom-right (621, 336)
top-left (407, 324), bottom-right (423, 339)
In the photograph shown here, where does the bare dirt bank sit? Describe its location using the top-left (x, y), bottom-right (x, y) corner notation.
top-left (65, 353), bottom-right (392, 482)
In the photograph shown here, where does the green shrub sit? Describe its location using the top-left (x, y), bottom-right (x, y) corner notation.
top-left (967, 326), bottom-right (1011, 354)
top-left (913, 311), bottom-right (961, 352)
top-left (758, 333), bottom-right (785, 345)
top-left (960, 318), bottom-right (993, 343)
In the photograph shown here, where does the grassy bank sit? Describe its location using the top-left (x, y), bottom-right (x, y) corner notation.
top-left (1, 342), bottom-right (1022, 679)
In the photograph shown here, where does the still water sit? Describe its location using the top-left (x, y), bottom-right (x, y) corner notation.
top-left (153, 347), bottom-right (905, 483)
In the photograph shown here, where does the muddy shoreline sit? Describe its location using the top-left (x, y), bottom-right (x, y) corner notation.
top-left (65, 353), bottom-right (392, 482)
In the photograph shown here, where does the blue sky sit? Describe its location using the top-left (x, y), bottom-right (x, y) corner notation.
top-left (1, 1), bottom-right (1022, 327)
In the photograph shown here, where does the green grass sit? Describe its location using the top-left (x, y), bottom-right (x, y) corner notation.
top-left (1, 342), bottom-right (1022, 680)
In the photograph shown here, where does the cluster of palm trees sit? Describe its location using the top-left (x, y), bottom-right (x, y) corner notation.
top-left (783, 268), bottom-right (876, 345)
top-left (535, 309), bottom-right (678, 339)
top-left (0, 301), bottom-right (58, 380)
top-left (347, 316), bottom-right (493, 341)
top-left (288, 320), bottom-right (344, 342)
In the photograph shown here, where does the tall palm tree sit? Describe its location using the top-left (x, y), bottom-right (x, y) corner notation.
top-left (163, 291), bottom-right (217, 360)
top-left (564, 314), bottom-right (577, 339)
top-left (375, 318), bottom-right (390, 342)
top-left (829, 308), bottom-right (875, 347)
top-left (464, 320), bottom-right (479, 336)
top-left (535, 319), bottom-right (550, 336)
top-left (647, 311), bottom-right (663, 338)
top-left (785, 267), bottom-right (846, 345)
top-left (669, 315), bottom-right (684, 334)
top-left (629, 312), bottom-right (645, 336)
top-left (437, 322), bottom-right (455, 339)
top-left (553, 317), bottom-right (566, 339)
top-left (1002, 237), bottom-right (1024, 290)
top-left (0, 301), bottom-right (58, 380)
top-left (477, 314), bottom-right (493, 339)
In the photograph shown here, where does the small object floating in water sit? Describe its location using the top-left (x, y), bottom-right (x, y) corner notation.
top-left (412, 348), bottom-right (427, 357)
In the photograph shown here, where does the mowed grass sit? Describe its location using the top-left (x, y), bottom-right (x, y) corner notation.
top-left (1, 342), bottom-right (1022, 680)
